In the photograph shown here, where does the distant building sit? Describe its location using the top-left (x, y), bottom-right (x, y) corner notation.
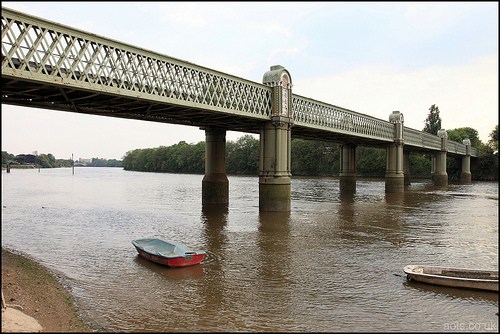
top-left (78, 158), bottom-right (91, 163)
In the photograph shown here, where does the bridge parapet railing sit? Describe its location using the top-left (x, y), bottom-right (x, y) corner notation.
top-left (404, 127), bottom-right (442, 150)
top-left (291, 94), bottom-right (394, 141)
top-left (471, 147), bottom-right (479, 156)
top-left (1, 7), bottom-right (273, 118)
top-left (447, 142), bottom-right (479, 156)
top-left (404, 127), bottom-right (478, 156)
top-left (447, 141), bottom-right (466, 155)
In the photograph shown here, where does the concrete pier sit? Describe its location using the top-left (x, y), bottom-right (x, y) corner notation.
top-left (385, 111), bottom-right (404, 193)
top-left (259, 65), bottom-right (294, 212)
top-left (259, 116), bottom-right (293, 211)
top-left (339, 144), bottom-right (356, 193)
top-left (202, 128), bottom-right (229, 205)
top-left (433, 129), bottom-right (448, 186)
top-left (385, 143), bottom-right (405, 193)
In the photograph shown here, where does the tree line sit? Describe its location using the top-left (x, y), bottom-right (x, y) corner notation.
top-left (1, 153), bottom-right (122, 168)
top-left (1, 152), bottom-right (73, 168)
top-left (122, 124), bottom-right (498, 181)
top-left (3, 105), bottom-right (497, 180)
top-left (85, 158), bottom-right (123, 167)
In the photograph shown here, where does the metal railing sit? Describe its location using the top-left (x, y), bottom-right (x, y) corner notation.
top-left (1, 7), bottom-right (273, 119)
top-left (292, 94), bottom-right (394, 142)
top-left (1, 7), bottom-right (478, 157)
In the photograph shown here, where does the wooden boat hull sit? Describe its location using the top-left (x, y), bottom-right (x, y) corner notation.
top-left (135, 248), bottom-right (204, 267)
top-left (404, 265), bottom-right (498, 292)
top-left (132, 238), bottom-right (205, 267)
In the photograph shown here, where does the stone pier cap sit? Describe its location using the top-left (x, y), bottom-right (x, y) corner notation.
top-left (262, 65), bottom-right (292, 87)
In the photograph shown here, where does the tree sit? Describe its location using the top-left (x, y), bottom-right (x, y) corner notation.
top-left (423, 104), bottom-right (442, 135)
top-left (2, 151), bottom-right (15, 164)
top-left (488, 125), bottom-right (498, 153)
top-left (447, 127), bottom-right (480, 148)
top-left (471, 142), bottom-right (498, 180)
top-left (226, 135), bottom-right (259, 174)
top-left (356, 146), bottom-right (385, 177)
top-left (291, 139), bottom-right (339, 176)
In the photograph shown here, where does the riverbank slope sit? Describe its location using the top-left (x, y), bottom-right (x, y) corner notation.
top-left (1, 248), bottom-right (93, 332)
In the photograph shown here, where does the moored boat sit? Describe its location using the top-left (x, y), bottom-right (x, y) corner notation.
top-left (404, 265), bottom-right (498, 291)
top-left (132, 238), bottom-right (205, 267)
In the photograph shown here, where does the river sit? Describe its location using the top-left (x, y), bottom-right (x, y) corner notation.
top-left (1, 167), bottom-right (498, 332)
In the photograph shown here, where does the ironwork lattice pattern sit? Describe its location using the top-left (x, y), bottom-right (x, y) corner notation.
top-left (1, 8), bottom-right (273, 119)
top-left (292, 95), bottom-right (394, 142)
top-left (1, 7), bottom-right (477, 157)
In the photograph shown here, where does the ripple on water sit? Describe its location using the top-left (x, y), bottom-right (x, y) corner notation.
top-left (1, 170), bottom-right (498, 332)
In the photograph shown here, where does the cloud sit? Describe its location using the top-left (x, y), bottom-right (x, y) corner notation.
top-left (244, 22), bottom-right (293, 38)
top-left (293, 54), bottom-right (498, 142)
top-left (371, 2), bottom-right (482, 30)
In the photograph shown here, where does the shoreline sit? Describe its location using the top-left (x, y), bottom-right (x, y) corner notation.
top-left (1, 247), bottom-right (100, 332)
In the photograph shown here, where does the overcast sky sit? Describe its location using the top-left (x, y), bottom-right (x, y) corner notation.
top-left (2, 2), bottom-right (498, 160)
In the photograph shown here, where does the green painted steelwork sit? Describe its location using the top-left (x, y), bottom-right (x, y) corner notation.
top-left (1, 7), bottom-right (477, 158)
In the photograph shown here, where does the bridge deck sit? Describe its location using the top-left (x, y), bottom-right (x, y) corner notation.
top-left (1, 7), bottom-right (477, 157)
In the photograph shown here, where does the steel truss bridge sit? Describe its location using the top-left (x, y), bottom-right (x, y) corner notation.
top-left (2, 7), bottom-right (478, 158)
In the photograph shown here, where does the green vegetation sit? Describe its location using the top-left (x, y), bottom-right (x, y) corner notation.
top-left (122, 117), bottom-right (497, 181)
top-left (421, 104), bottom-right (498, 181)
top-left (423, 104), bottom-right (442, 135)
top-left (2, 152), bottom-right (123, 169)
top-left (4, 106), bottom-right (497, 180)
top-left (122, 141), bottom-right (205, 173)
top-left (86, 158), bottom-right (122, 167)
top-left (2, 152), bottom-right (73, 168)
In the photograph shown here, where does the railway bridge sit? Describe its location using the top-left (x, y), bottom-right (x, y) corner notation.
top-left (1, 7), bottom-right (478, 211)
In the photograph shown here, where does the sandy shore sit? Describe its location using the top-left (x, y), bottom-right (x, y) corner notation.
top-left (1, 247), bottom-right (95, 332)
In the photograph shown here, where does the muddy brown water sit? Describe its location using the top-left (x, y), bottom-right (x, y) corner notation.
top-left (2, 168), bottom-right (498, 331)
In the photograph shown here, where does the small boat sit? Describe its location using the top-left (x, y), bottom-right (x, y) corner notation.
top-left (404, 265), bottom-right (498, 291)
top-left (132, 238), bottom-right (205, 267)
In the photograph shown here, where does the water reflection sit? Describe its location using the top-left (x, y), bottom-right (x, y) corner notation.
top-left (201, 204), bottom-right (228, 247)
top-left (257, 211), bottom-right (292, 282)
top-left (134, 256), bottom-right (204, 280)
top-left (1, 170), bottom-right (497, 332)
top-left (404, 278), bottom-right (499, 303)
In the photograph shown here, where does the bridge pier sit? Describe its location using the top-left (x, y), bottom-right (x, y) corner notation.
top-left (339, 144), bottom-right (356, 193)
top-left (385, 111), bottom-right (404, 193)
top-left (260, 65), bottom-right (294, 212)
top-left (433, 129), bottom-right (448, 186)
top-left (460, 138), bottom-right (472, 184)
top-left (259, 116), bottom-right (293, 211)
top-left (202, 128), bottom-right (229, 205)
top-left (385, 143), bottom-right (405, 192)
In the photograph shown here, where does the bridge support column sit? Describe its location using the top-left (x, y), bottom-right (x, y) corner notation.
top-left (260, 65), bottom-right (294, 212)
top-left (460, 139), bottom-right (472, 184)
top-left (385, 143), bottom-right (404, 193)
top-left (202, 128), bottom-right (229, 205)
top-left (433, 129), bottom-right (448, 186)
top-left (403, 150), bottom-right (411, 186)
top-left (339, 144), bottom-right (356, 193)
top-left (385, 111), bottom-right (405, 193)
top-left (259, 116), bottom-right (293, 211)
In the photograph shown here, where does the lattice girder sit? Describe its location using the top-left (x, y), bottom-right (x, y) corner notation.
top-left (1, 7), bottom-right (477, 157)
top-left (2, 7), bottom-right (273, 122)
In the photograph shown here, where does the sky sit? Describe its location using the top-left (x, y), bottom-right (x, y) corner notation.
top-left (1, 2), bottom-right (498, 160)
